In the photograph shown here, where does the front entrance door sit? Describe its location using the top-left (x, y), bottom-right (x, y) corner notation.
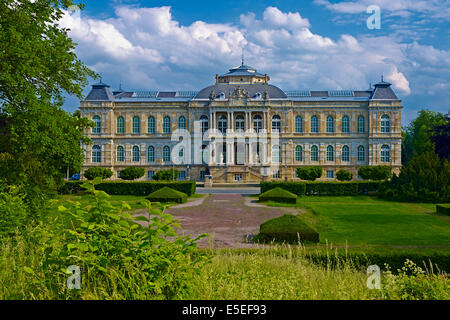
top-left (235, 143), bottom-right (245, 165)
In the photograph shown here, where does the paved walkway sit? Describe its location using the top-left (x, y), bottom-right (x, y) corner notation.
top-left (165, 194), bottom-right (300, 248)
top-left (196, 187), bottom-right (261, 195)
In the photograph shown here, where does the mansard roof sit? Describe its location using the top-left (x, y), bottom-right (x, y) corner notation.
top-left (85, 81), bottom-right (114, 101)
top-left (370, 79), bottom-right (400, 100)
top-left (195, 84), bottom-right (287, 99)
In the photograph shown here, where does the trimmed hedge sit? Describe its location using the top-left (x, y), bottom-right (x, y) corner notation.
top-left (436, 204), bottom-right (450, 216)
top-left (84, 167), bottom-right (113, 180)
top-left (259, 187), bottom-right (297, 204)
top-left (59, 181), bottom-right (196, 196)
top-left (257, 214), bottom-right (319, 244)
top-left (261, 181), bottom-right (382, 196)
top-left (146, 187), bottom-right (187, 203)
top-left (358, 166), bottom-right (391, 180)
top-left (261, 181), bottom-right (306, 195)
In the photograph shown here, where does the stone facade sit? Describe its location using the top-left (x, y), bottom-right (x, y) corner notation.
top-left (80, 64), bottom-right (402, 183)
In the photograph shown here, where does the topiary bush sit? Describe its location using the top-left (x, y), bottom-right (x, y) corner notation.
top-left (358, 166), bottom-right (391, 180)
top-left (259, 187), bottom-right (297, 204)
top-left (436, 204), bottom-right (450, 216)
top-left (296, 166), bottom-right (323, 181)
top-left (153, 169), bottom-right (180, 181)
top-left (146, 187), bottom-right (188, 203)
top-left (119, 167), bottom-right (145, 181)
top-left (336, 169), bottom-right (353, 181)
top-left (260, 182), bottom-right (306, 196)
top-left (257, 214), bottom-right (319, 244)
top-left (84, 167), bottom-right (113, 180)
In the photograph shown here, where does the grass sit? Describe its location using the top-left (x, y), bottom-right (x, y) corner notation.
top-left (264, 196), bottom-right (450, 246)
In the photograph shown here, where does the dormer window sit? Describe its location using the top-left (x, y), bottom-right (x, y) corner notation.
top-left (255, 92), bottom-right (262, 99)
top-left (218, 92), bottom-right (225, 99)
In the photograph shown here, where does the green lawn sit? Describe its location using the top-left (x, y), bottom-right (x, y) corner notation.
top-left (266, 196), bottom-right (450, 246)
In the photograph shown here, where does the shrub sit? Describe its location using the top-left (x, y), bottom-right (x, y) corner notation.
top-left (0, 187), bottom-right (29, 237)
top-left (358, 166), bottom-right (391, 180)
top-left (436, 204), bottom-right (450, 215)
top-left (306, 182), bottom-right (359, 196)
top-left (296, 166), bottom-right (323, 181)
top-left (260, 181), bottom-right (306, 195)
top-left (336, 169), bottom-right (353, 181)
top-left (84, 167), bottom-right (113, 180)
top-left (153, 169), bottom-right (179, 181)
top-left (119, 167), bottom-right (145, 181)
top-left (59, 181), bottom-right (196, 196)
top-left (259, 187), bottom-right (297, 204)
top-left (257, 214), bottom-right (319, 244)
top-left (146, 187), bottom-right (188, 203)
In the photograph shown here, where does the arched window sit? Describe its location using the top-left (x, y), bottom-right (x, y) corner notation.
top-left (132, 146), bottom-right (140, 162)
top-left (326, 116), bottom-right (334, 133)
top-left (132, 116), bottom-right (140, 134)
top-left (200, 115), bottom-right (209, 133)
top-left (342, 116), bottom-right (350, 133)
top-left (148, 146), bottom-right (155, 162)
top-left (381, 115), bottom-right (390, 133)
top-left (272, 145), bottom-right (281, 163)
top-left (342, 145), bottom-right (350, 162)
top-left (253, 115), bottom-right (262, 133)
top-left (295, 146), bottom-right (303, 162)
top-left (148, 116), bottom-right (155, 134)
top-left (381, 145), bottom-right (390, 162)
top-left (92, 116), bottom-right (101, 134)
top-left (163, 146), bottom-right (171, 162)
top-left (327, 145), bottom-right (334, 161)
top-left (358, 146), bottom-right (365, 162)
top-left (295, 116), bottom-right (303, 133)
top-left (163, 116), bottom-right (171, 134)
top-left (272, 115), bottom-right (281, 133)
top-left (311, 145), bottom-right (319, 162)
top-left (117, 116), bottom-right (125, 134)
top-left (218, 115), bottom-right (227, 134)
top-left (358, 116), bottom-right (365, 133)
top-left (92, 145), bottom-right (101, 163)
top-left (235, 115), bottom-right (245, 132)
top-left (117, 146), bottom-right (124, 162)
top-left (311, 116), bottom-right (319, 133)
top-left (178, 116), bottom-right (186, 130)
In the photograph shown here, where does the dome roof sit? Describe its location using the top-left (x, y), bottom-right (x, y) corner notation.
top-left (194, 84), bottom-right (287, 100)
top-left (220, 64), bottom-right (266, 77)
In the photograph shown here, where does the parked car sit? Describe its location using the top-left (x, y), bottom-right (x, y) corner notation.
top-left (70, 173), bottom-right (81, 181)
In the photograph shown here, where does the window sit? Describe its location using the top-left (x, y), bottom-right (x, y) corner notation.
top-left (381, 145), bottom-right (390, 162)
top-left (117, 146), bottom-right (124, 162)
top-left (132, 146), bottom-right (140, 162)
top-left (295, 116), bottom-right (303, 133)
top-left (163, 146), bottom-right (171, 162)
top-left (92, 145), bottom-right (101, 163)
top-left (358, 146), bottom-right (365, 162)
top-left (272, 145), bottom-right (281, 163)
top-left (179, 171), bottom-right (186, 180)
top-left (381, 115), bottom-right (390, 133)
top-left (178, 147), bottom-right (184, 161)
top-left (163, 116), bottom-right (171, 134)
top-left (326, 170), bottom-right (334, 179)
top-left (342, 116), bottom-right (350, 133)
top-left (148, 171), bottom-right (155, 180)
top-left (342, 145), bottom-right (350, 162)
top-left (311, 145), bottom-right (319, 162)
top-left (218, 92), bottom-right (225, 99)
top-left (200, 115), bottom-right (209, 134)
top-left (358, 116), bottom-right (365, 133)
top-left (200, 171), bottom-right (206, 180)
top-left (132, 116), bottom-right (140, 134)
top-left (255, 92), bottom-right (262, 99)
top-left (178, 116), bottom-right (186, 130)
top-left (92, 116), bottom-right (101, 134)
top-left (326, 116), bottom-right (334, 133)
top-left (148, 116), bottom-right (155, 134)
top-left (253, 115), bottom-right (262, 133)
top-left (273, 171), bottom-right (281, 179)
top-left (235, 115), bottom-right (245, 132)
top-left (148, 146), bottom-right (155, 162)
top-left (295, 146), bottom-right (303, 162)
top-left (327, 145), bottom-right (334, 162)
top-left (272, 115), bottom-right (281, 133)
top-left (117, 116), bottom-right (125, 134)
top-left (235, 174), bottom-right (242, 182)
top-left (218, 115), bottom-right (227, 134)
top-left (311, 116), bottom-right (319, 133)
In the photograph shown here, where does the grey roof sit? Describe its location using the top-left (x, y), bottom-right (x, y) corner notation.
top-left (370, 80), bottom-right (400, 100)
top-left (194, 84), bottom-right (287, 99)
top-left (220, 64), bottom-right (266, 77)
top-left (85, 82), bottom-right (114, 101)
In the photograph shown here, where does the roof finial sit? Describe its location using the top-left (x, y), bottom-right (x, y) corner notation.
top-left (119, 79), bottom-right (123, 91)
top-left (381, 73), bottom-right (384, 82)
top-left (241, 48), bottom-right (245, 66)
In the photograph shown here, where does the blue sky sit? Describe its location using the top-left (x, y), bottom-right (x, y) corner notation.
top-left (62, 0), bottom-right (450, 124)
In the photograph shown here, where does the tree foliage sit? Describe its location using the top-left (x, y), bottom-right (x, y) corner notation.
top-left (152, 169), bottom-right (180, 181)
top-left (84, 167), bottom-right (113, 181)
top-left (296, 166), bottom-right (323, 181)
top-left (430, 115), bottom-right (450, 160)
top-left (0, 0), bottom-right (96, 198)
top-left (336, 169), bottom-right (353, 181)
top-left (119, 167), bottom-right (145, 181)
top-left (358, 166), bottom-right (391, 181)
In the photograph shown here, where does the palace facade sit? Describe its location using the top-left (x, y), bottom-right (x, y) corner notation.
top-left (80, 63), bottom-right (402, 183)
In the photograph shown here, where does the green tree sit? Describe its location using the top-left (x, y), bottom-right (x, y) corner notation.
top-left (153, 169), bottom-right (180, 181)
top-left (119, 167), bottom-right (145, 181)
top-left (402, 110), bottom-right (447, 164)
top-left (336, 170), bottom-right (353, 181)
top-left (358, 166), bottom-right (391, 180)
top-left (296, 166), bottom-right (322, 181)
top-left (84, 167), bottom-right (113, 181)
top-left (0, 0), bottom-right (96, 198)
